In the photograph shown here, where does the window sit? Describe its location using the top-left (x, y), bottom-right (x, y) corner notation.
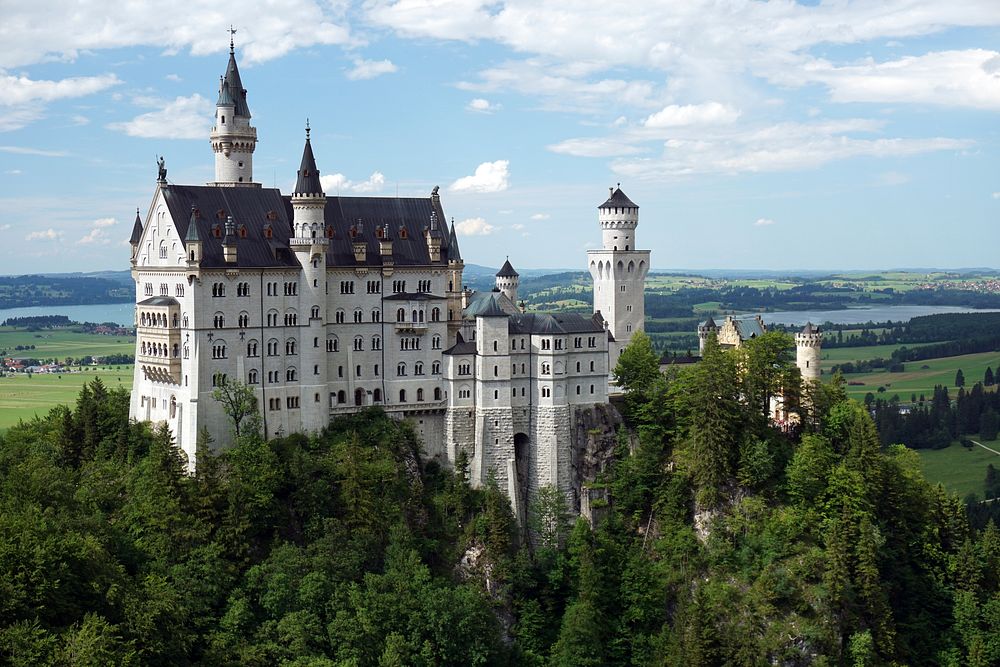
top-left (353, 336), bottom-right (364, 351)
top-left (373, 388), bottom-right (382, 403)
top-left (431, 307), bottom-right (440, 322)
top-left (238, 312), bottom-right (249, 328)
top-left (432, 335), bottom-right (441, 350)
top-left (431, 361), bottom-right (440, 375)
top-left (590, 361), bottom-right (595, 372)
top-left (159, 243), bottom-right (167, 259)
top-left (574, 337), bottom-right (582, 348)
top-left (417, 388), bottom-right (424, 402)
top-left (337, 390), bottom-right (347, 404)
top-left (494, 390), bottom-right (499, 400)
top-left (493, 365), bottom-right (498, 377)
top-left (284, 312), bottom-right (298, 326)
top-left (415, 362), bottom-right (424, 375)
top-left (576, 385), bottom-right (581, 395)
top-left (371, 310), bottom-right (381, 323)
top-left (286, 396), bottom-right (300, 409)
top-left (144, 282), bottom-right (153, 296)
top-left (340, 281), bottom-right (355, 294)
top-left (214, 313), bottom-right (225, 328)
top-left (335, 310), bottom-right (345, 324)
top-left (212, 282), bottom-right (225, 297)
top-left (374, 364), bottom-right (380, 377)
top-left (397, 362), bottom-right (406, 376)
top-left (316, 365), bottom-right (321, 376)
top-left (285, 339), bottom-right (297, 355)
top-left (160, 283), bottom-right (169, 296)
top-left (367, 280), bottom-right (381, 294)
top-left (286, 368), bottom-right (297, 382)
top-left (541, 363), bottom-right (551, 375)
top-left (212, 373), bottom-right (228, 387)
top-left (248, 369), bottom-right (259, 384)
top-left (355, 364), bottom-right (361, 377)
top-left (175, 284), bottom-right (185, 297)
top-left (212, 342), bottom-right (227, 359)
top-left (267, 339), bottom-right (278, 356)
top-left (493, 341), bottom-right (498, 352)
top-left (371, 336), bottom-right (382, 350)
top-left (354, 309), bottom-right (363, 323)
top-left (311, 306), bottom-right (320, 319)
top-left (555, 339), bottom-right (563, 350)
top-left (313, 337), bottom-right (319, 348)
top-left (542, 387), bottom-right (551, 398)
top-left (576, 362), bottom-right (581, 372)
top-left (397, 308), bottom-right (405, 322)
top-left (541, 339), bottom-right (551, 350)
top-left (399, 389), bottom-right (407, 403)
top-left (458, 363), bottom-right (471, 375)
top-left (327, 337), bottom-right (339, 352)
top-left (588, 336), bottom-right (596, 348)
top-left (247, 340), bottom-right (258, 357)
top-left (434, 388), bottom-right (442, 401)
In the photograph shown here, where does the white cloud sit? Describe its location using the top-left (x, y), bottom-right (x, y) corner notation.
top-left (450, 160), bottom-right (510, 193)
top-left (69, 114), bottom-right (89, 126)
top-left (467, 97), bottom-right (500, 113)
top-left (530, 213), bottom-right (550, 220)
top-left (4, 169), bottom-right (21, 175)
top-left (512, 223), bottom-right (525, 230)
top-left (25, 228), bottom-right (61, 241)
top-left (107, 94), bottom-right (211, 139)
top-left (0, 145), bottom-right (67, 156)
top-left (93, 217), bottom-right (117, 228)
top-left (876, 171), bottom-right (910, 186)
top-left (0, 72), bottom-right (119, 105)
top-left (798, 49), bottom-right (1000, 110)
top-left (455, 217), bottom-right (495, 236)
top-left (79, 228), bottom-right (110, 245)
top-left (0, 224), bottom-right (10, 230)
top-left (754, 218), bottom-right (776, 227)
top-left (992, 192), bottom-right (1000, 199)
top-left (165, 73), bottom-right (182, 82)
top-left (643, 102), bottom-right (740, 128)
top-left (319, 171), bottom-right (386, 193)
top-left (346, 58), bottom-right (397, 81)
top-left (548, 138), bottom-right (644, 158)
top-left (0, 3), bottom-right (355, 69)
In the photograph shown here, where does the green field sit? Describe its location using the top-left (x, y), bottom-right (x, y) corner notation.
top-left (0, 327), bottom-right (135, 360)
top-left (916, 438), bottom-right (1000, 498)
top-left (821, 342), bottom-right (938, 365)
top-left (839, 350), bottom-right (1000, 401)
top-left (0, 366), bottom-right (134, 431)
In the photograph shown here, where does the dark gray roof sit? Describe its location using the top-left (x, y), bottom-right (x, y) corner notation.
top-left (293, 136), bottom-right (323, 196)
top-left (464, 291), bottom-right (520, 318)
top-left (138, 296), bottom-right (179, 307)
top-left (700, 316), bottom-right (716, 329)
top-left (801, 322), bottom-right (820, 334)
top-left (216, 78), bottom-right (235, 107)
top-left (383, 292), bottom-right (446, 301)
top-left (496, 258), bottom-right (518, 278)
top-left (730, 316), bottom-right (765, 341)
top-left (163, 184), bottom-right (299, 269)
top-left (508, 312), bottom-right (605, 335)
top-left (447, 218), bottom-right (462, 262)
top-left (443, 339), bottom-right (477, 355)
top-left (129, 209), bottom-right (143, 245)
top-left (598, 186), bottom-right (638, 209)
top-left (222, 48), bottom-right (251, 118)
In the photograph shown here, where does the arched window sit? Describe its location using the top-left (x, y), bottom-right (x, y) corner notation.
top-left (214, 312), bottom-right (225, 328)
top-left (432, 361), bottom-right (440, 375)
top-left (311, 305), bottom-right (320, 319)
top-left (335, 310), bottom-right (345, 324)
top-left (286, 368), bottom-right (297, 382)
top-left (373, 388), bottom-right (382, 403)
top-left (372, 336), bottom-right (382, 350)
top-left (247, 340), bottom-right (258, 357)
top-left (238, 312), bottom-right (249, 328)
top-left (431, 307), bottom-right (440, 322)
top-left (337, 390), bottom-right (346, 404)
top-left (417, 388), bottom-right (424, 402)
top-left (353, 336), bottom-right (364, 351)
top-left (397, 308), bottom-right (405, 322)
top-left (415, 362), bottom-right (424, 375)
top-left (248, 369), bottom-right (259, 384)
top-left (327, 337), bottom-right (339, 352)
top-left (397, 362), bottom-right (406, 376)
top-left (399, 389), bottom-right (407, 403)
top-left (285, 339), bottom-right (297, 355)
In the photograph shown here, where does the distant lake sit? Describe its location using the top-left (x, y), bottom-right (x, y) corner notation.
top-left (0, 303), bottom-right (134, 327)
top-left (759, 305), bottom-right (1000, 327)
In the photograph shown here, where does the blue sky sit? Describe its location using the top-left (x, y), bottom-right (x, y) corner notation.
top-left (0, 1), bottom-right (998, 274)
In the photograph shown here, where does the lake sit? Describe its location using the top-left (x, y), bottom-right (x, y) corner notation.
top-left (759, 305), bottom-right (1000, 327)
top-left (0, 303), bottom-right (134, 327)
top-left (0, 302), bottom-right (997, 330)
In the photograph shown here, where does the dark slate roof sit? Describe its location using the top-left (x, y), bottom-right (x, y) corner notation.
top-left (222, 48), bottom-right (251, 118)
top-left (383, 292), bottom-right (446, 301)
top-left (293, 137), bottom-right (323, 196)
top-left (801, 322), bottom-right (820, 334)
top-left (447, 219), bottom-right (462, 261)
top-left (162, 184), bottom-right (299, 269)
top-left (496, 258), bottom-right (518, 278)
top-left (138, 296), bottom-right (179, 307)
top-left (443, 339), bottom-right (477, 355)
top-left (598, 186), bottom-right (638, 209)
top-left (660, 353), bottom-right (700, 365)
top-left (464, 290), bottom-right (520, 318)
top-left (281, 195), bottom-right (452, 268)
top-left (185, 207), bottom-right (200, 242)
top-left (730, 316), bottom-right (765, 341)
top-left (700, 316), bottom-right (716, 329)
top-left (129, 209), bottom-right (143, 244)
top-left (216, 78), bottom-right (235, 107)
top-left (508, 312), bottom-right (605, 335)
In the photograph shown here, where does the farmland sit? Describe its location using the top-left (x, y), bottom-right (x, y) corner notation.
top-left (838, 350), bottom-right (1000, 402)
top-left (916, 438), bottom-right (1000, 499)
top-left (0, 366), bottom-right (133, 431)
top-left (0, 327), bottom-right (135, 361)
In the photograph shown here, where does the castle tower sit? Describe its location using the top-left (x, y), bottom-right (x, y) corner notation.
top-left (697, 316), bottom-right (718, 355)
top-left (129, 208), bottom-right (143, 264)
top-left (209, 36), bottom-right (258, 187)
top-left (445, 216), bottom-right (465, 346)
top-left (495, 258), bottom-right (519, 303)
top-left (796, 322), bottom-right (822, 383)
top-left (290, 122), bottom-right (329, 432)
top-left (587, 185), bottom-right (651, 364)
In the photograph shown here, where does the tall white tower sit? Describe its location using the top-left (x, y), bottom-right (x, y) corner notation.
top-left (796, 322), bottom-right (822, 383)
top-left (290, 123), bottom-right (329, 432)
top-left (209, 37), bottom-right (258, 187)
top-left (587, 185), bottom-right (650, 363)
top-left (495, 258), bottom-right (519, 304)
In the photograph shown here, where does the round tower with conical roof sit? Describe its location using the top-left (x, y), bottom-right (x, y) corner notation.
top-left (698, 316), bottom-right (718, 355)
top-left (796, 322), bottom-right (822, 383)
top-left (209, 37), bottom-right (258, 186)
top-left (495, 258), bottom-right (519, 303)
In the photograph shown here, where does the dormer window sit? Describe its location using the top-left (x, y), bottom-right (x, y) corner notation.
top-left (350, 227), bottom-right (358, 239)
top-left (326, 226), bottom-right (334, 238)
top-left (398, 227), bottom-right (408, 239)
top-left (216, 209), bottom-right (226, 220)
top-left (376, 227), bottom-right (384, 239)
top-left (266, 210), bottom-right (278, 221)
top-left (212, 224), bottom-right (221, 239)
top-left (263, 225), bottom-right (273, 239)
top-left (239, 226), bottom-right (248, 238)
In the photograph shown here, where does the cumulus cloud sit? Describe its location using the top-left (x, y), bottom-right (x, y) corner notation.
top-left (165, 73), bottom-right (182, 82)
top-left (754, 218), bottom-right (776, 227)
top-left (25, 228), bottom-right (61, 241)
top-left (346, 58), bottom-right (397, 80)
top-left (80, 228), bottom-right (110, 244)
top-left (450, 160), bottom-right (510, 193)
top-left (530, 213), bottom-right (550, 220)
top-left (0, 72), bottom-right (120, 105)
top-left (467, 97), bottom-right (500, 113)
top-left (319, 171), bottom-right (386, 193)
top-left (643, 102), bottom-right (740, 128)
top-left (548, 137), bottom-right (645, 158)
top-left (107, 94), bottom-right (211, 139)
top-left (454, 217), bottom-right (496, 236)
top-left (0, 3), bottom-right (355, 69)
top-left (93, 217), bottom-right (117, 228)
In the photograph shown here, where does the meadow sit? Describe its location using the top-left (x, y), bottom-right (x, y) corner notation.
top-left (916, 437), bottom-right (1000, 499)
top-left (0, 366), bottom-right (133, 431)
top-left (838, 350), bottom-right (1000, 402)
top-left (0, 327), bottom-right (135, 360)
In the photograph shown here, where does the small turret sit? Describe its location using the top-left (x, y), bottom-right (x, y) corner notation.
top-left (495, 257), bottom-right (519, 303)
top-left (129, 208), bottom-right (143, 263)
top-left (185, 206), bottom-right (202, 265)
top-left (290, 121), bottom-right (329, 256)
top-left (796, 322), bottom-right (822, 383)
top-left (425, 210), bottom-right (442, 262)
top-left (697, 316), bottom-right (718, 355)
top-left (222, 215), bottom-right (237, 264)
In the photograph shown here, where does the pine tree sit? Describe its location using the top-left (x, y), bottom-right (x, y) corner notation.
top-left (956, 369), bottom-right (965, 388)
top-left (985, 367), bottom-right (995, 387)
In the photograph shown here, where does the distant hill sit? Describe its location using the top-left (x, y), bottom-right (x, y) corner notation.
top-left (0, 274), bottom-right (133, 310)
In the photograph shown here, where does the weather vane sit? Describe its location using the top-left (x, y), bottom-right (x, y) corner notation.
top-left (229, 25), bottom-right (237, 52)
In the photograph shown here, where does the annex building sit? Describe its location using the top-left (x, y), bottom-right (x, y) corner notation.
top-left (128, 41), bottom-right (650, 516)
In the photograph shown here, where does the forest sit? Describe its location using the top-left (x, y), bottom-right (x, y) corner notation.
top-left (1, 332), bottom-right (999, 665)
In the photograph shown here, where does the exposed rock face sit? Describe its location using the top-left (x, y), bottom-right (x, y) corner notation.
top-left (569, 402), bottom-right (631, 511)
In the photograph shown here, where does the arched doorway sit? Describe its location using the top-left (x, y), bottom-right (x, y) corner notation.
top-left (355, 388), bottom-right (365, 406)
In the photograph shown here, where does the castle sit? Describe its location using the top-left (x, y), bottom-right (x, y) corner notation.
top-left (127, 42), bottom-right (650, 516)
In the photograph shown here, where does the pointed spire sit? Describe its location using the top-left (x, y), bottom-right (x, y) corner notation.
top-left (294, 121), bottom-right (324, 196)
top-left (221, 30), bottom-right (250, 118)
top-left (129, 208), bottom-right (143, 245)
top-left (496, 257), bottom-right (518, 278)
top-left (185, 206), bottom-right (200, 242)
top-left (448, 217), bottom-right (462, 261)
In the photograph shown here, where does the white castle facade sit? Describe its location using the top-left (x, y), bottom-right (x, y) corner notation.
top-left (128, 44), bottom-right (650, 515)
